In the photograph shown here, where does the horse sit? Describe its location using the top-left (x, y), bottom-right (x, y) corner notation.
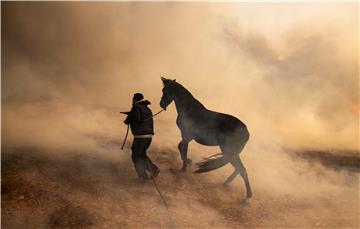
top-left (159, 77), bottom-right (252, 198)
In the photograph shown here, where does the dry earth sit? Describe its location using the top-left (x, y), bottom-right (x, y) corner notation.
top-left (2, 142), bottom-right (359, 228)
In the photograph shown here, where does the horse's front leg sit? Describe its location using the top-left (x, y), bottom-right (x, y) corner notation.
top-left (178, 140), bottom-right (192, 171)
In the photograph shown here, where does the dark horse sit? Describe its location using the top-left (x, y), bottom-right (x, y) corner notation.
top-left (160, 77), bottom-right (252, 198)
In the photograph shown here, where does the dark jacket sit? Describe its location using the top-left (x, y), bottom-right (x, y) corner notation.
top-left (124, 100), bottom-right (154, 136)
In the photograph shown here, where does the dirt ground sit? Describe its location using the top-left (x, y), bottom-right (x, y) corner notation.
top-left (2, 144), bottom-right (359, 228)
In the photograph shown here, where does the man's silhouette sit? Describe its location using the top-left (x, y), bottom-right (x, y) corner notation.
top-left (124, 93), bottom-right (160, 180)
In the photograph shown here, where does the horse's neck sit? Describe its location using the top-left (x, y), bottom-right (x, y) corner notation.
top-left (173, 87), bottom-right (205, 116)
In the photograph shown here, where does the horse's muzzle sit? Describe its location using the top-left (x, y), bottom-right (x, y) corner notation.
top-left (160, 101), bottom-right (167, 110)
top-left (160, 105), bottom-right (167, 111)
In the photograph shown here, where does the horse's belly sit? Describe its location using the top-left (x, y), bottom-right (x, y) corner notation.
top-left (194, 136), bottom-right (218, 146)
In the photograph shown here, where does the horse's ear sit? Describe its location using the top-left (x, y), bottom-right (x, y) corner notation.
top-left (161, 77), bottom-right (165, 86)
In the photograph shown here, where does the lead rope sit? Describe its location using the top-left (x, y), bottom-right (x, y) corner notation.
top-left (120, 109), bottom-right (164, 151)
top-left (142, 109), bottom-right (165, 122)
top-left (121, 109), bottom-right (174, 227)
top-left (121, 125), bottom-right (129, 150)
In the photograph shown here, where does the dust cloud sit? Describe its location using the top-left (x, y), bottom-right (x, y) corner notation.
top-left (2, 2), bottom-right (359, 228)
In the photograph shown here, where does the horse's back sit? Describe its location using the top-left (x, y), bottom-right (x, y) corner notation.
top-left (186, 109), bottom-right (249, 146)
top-left (209, 110), bottom-right (247, 132)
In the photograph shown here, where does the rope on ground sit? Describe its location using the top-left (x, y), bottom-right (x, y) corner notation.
top-left (151, 178), bottom-right (176, 228)
top-left (121, 108), bottom-right (172, 225)
top-left (144, 158), bottom-right (176, 228)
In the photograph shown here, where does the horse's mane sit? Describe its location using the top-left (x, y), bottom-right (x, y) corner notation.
top-left (172, 81), bottom-right (206, 110)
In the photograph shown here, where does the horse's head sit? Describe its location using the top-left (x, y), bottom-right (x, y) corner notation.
top-left (160, 77), bottom-right (176, 110)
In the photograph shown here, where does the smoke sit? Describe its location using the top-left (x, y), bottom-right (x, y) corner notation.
top-left (2, 2), bottom-right (358, 150)
top-left (2, 2), bottom-right (359, 227)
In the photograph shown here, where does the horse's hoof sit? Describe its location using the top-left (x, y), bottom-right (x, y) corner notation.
top-left (246, 192), bottom-right (253, 199)
top-left (180, 159), bottom-right (191, 172)
top-left (222, 184), bottom-right (231, 192)
top-left (239, 198), bottom-right (250, 205)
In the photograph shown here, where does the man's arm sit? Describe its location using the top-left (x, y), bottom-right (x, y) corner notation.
top-left (124, 106), bottom-right (141, 124)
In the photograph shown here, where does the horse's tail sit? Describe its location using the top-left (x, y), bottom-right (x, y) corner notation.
top-left (194, 153), bottom-right (228, 173)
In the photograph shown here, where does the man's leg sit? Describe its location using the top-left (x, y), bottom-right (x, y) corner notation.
top-left (131, 139), bottom-right (148, 179)
top-left (143, 138), bottom-right (160, 178)
top-left (146, 157), bottom-right (159, 178)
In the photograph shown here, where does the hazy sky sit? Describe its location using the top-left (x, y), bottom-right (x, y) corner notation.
top-left (2, 2), bottom-right (359, 150)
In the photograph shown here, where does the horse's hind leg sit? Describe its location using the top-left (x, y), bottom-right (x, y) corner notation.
top-left (222, 155), bottom-right (242, 186)
top-left (233, 156), bottom-right (252, 198)
top-left (220, 146), bottom-right (241, 186)
top-left (223, 168), bottom-right (239, 186)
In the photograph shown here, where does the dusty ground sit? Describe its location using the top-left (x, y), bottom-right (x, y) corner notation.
top-left (2, 143), bottom-right (359, 228)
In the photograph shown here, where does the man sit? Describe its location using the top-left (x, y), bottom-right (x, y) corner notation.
top-left (124, 93), bottom-right (160, 180)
